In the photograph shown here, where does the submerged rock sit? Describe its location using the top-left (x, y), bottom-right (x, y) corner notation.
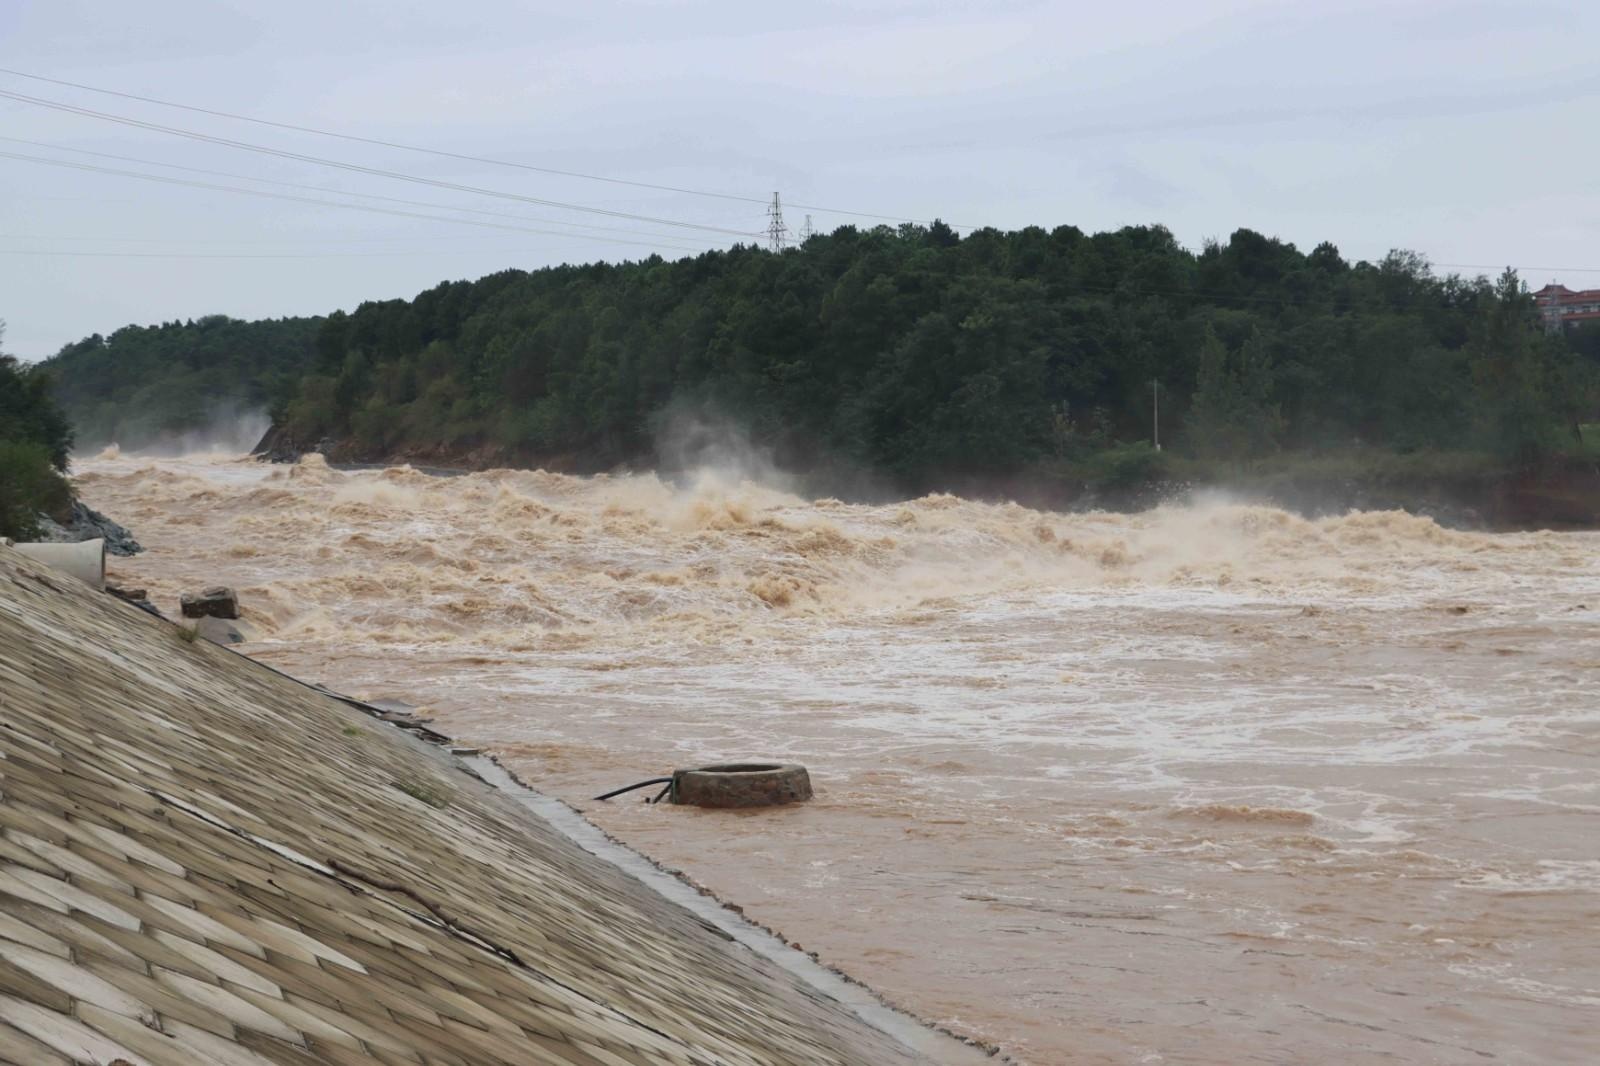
top-left (104, 583), bottom-right (163, 619)
top-left (194, 616), bottom-right (250, 644)
top-left (34, 500), bottom-right (143, 556)
top-left (180, 585), bottom-right (240, 619)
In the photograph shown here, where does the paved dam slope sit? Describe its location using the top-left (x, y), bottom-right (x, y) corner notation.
top-left (0, 544), bottom-right (933, 1066)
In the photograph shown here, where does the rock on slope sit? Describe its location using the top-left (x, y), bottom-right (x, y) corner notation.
top-left (33, 499), bottom-right (143, 556)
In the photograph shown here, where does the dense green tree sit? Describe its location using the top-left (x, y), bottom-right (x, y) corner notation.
top-left (0, 321), bottom-right (74, 539)
top-left (1467, 270), bottom-right (1583, 463)
top-left (1184, 326), bottom-right (1282, 461)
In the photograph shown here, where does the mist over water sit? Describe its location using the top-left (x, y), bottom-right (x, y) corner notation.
top-left (75, 450), bottom-right (1600, 1064)
top-left (78, 407), bottom-right (271, 464)
top-left (649, 406), bottom-right (800, 494)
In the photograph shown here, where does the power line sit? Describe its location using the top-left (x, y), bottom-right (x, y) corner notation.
top-left (0, 232), bottom-right (603, 246)
top-left (5, 96), bottom-right (1589, 282)
top-left (0, 87), bottom-right (763, 238)
top-left (10, 72), bottom-right (1590, 266)
top-left (0, 149), bottom-right (719, 254)
top-left (0, 66), bottom-right (958, 228)
top-left (0, 248), bottom-right (680, 260)
top-left (0, 231), bottom-right (543, 245)
top-left (35, 70), bottom-right (1589, 269)
top-left (9, 141), bottom-right (1590, 279)
top-left (0, 135), bottom-right (746, 246)
top-left (1432, 261), bottom-right (1600, 275)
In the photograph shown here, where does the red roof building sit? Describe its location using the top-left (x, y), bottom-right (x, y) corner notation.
top-left (1533, 284), bottom-right (1600, 331)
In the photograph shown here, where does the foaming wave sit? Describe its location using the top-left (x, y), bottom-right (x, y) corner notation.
top-left (69, 452), bottom-right (1545, 654)
top-left (1174, 804), bottom-right (1317, 827)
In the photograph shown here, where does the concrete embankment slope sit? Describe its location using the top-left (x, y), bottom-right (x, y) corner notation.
top-left (0, 544), bottom-right (936, 1065)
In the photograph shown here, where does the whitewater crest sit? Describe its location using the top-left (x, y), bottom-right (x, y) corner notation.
top-left (71, 452), bottom-right (1533, 651)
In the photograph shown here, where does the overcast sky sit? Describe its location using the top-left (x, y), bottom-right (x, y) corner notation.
top-left (3, 0), bottom-right (1598, 360)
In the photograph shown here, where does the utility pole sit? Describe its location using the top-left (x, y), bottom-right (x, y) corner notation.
top-left (1152, 379), bottom-right (1161, 451)
top-left (766, 192), bottom-right (788, 252)
top-left (799, 214), bottom-right (814, 242)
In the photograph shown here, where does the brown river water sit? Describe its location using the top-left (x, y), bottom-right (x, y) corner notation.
top-left (75, 449), bottom-right (1599, 1065)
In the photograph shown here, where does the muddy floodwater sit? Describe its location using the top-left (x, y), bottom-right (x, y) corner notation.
top-left (77, 449), bottom-right (1599, 1064)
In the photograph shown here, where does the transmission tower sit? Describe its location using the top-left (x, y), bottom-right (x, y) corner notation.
top-left (799, 214), bottom-right (815, 242)
top-left (766, 191), bottom-right (788, 252)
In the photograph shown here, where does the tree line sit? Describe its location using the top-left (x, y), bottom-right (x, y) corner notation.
top-left (38, 223), bottom-right (1600, 494)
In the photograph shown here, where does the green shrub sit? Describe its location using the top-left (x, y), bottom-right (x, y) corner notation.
top-left (0, 439), bottom-right (71, 540)
top-left (1082, 442), bottom-right (1171, 490)
top-left (392, 779), bottom-right (449, 809)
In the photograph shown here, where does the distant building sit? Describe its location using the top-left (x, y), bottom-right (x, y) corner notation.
top-left (1533, 284), bottom-right (1600, 332)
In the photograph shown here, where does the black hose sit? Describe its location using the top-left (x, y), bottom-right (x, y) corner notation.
top-left (592, 776), bottom-right (671, 802)
top-left (648, 782), bottom-right (673, 805)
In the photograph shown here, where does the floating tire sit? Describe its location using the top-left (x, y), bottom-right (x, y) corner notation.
top-left (670, 763), bottom-right (813, 808)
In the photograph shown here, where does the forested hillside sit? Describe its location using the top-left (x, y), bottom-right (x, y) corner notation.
top-left (44, 314), bottom-right (322, 450)
top-left (42, 224), bottom-right (1600, 495)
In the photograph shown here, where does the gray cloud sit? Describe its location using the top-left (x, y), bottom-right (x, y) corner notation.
top-left (3, 0), bottom-right (1598, 360)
